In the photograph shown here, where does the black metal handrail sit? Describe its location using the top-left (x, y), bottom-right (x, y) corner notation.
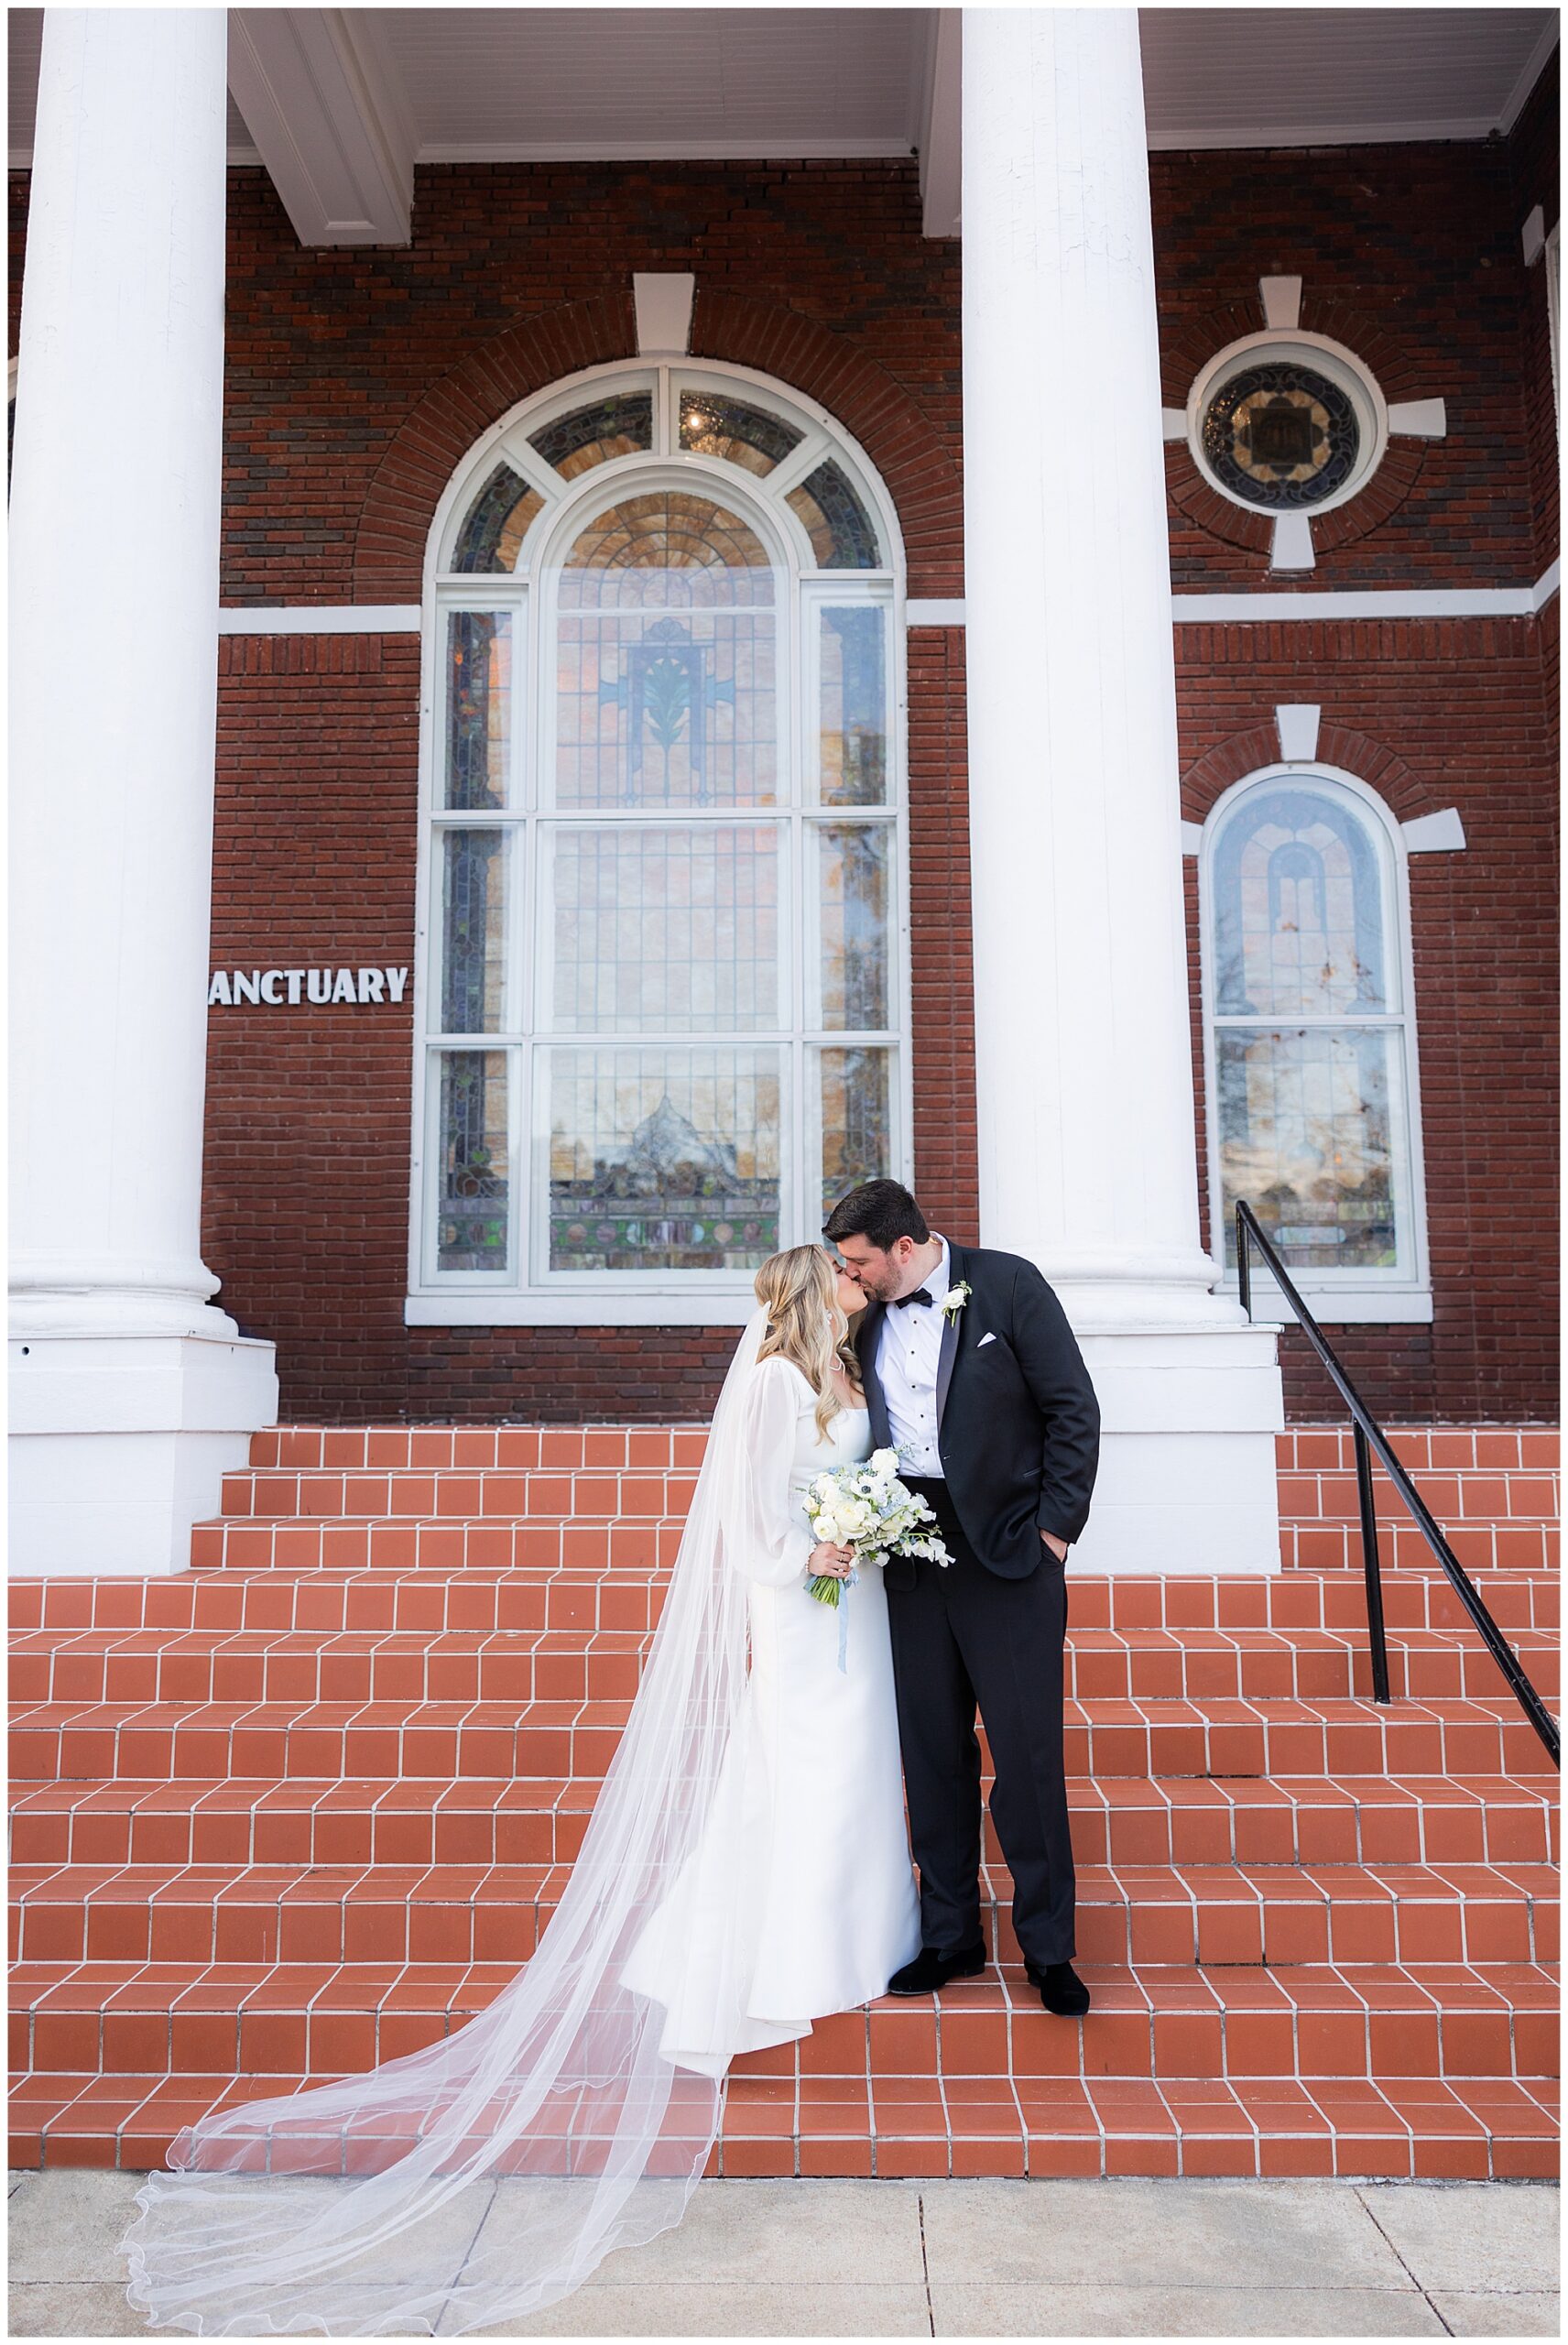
top-left (1235, 1201), bottom-right (1560, 1768)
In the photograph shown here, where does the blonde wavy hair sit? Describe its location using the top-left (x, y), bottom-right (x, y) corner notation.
top-left (754, 1245), bottom-right (862, 1441)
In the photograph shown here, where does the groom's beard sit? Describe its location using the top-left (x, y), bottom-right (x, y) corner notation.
top-left (854, 1248), bottom-right (936, 1305)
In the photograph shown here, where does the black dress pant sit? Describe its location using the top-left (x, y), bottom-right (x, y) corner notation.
top-left (887, 1476), bottom-right (1075, 1967)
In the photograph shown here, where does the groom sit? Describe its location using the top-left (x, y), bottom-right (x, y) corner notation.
top-left (824, 1180), bottom-right (1101, 2016)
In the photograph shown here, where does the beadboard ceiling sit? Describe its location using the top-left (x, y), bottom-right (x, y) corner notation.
top-left (8, 6), bottom-right (1558, 170)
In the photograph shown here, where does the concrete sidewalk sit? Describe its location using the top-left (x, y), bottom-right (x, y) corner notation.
top-left (8, 2170), bottom-right (1560, 2337)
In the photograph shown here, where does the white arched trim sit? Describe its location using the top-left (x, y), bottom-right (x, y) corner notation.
top-left (405, 359), bottom-right (911, 1325)
top-left (1197, 762), bottom-right (1434, 1325)
top-left (419, 356), bottom-right (906, 596)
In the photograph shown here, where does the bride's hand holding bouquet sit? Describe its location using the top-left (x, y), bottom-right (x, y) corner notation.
top-left (803, 1446), bottom-right (952, 1610)
top-left (810, 1537), bottom-right (855, 1581)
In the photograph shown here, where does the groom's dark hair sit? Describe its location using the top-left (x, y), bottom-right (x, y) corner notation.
top-left (822, 1179), bottom-right (930, 1250)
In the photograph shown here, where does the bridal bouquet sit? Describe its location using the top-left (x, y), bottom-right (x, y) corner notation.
top-left (802, 1447), bottom-right (952, 1615)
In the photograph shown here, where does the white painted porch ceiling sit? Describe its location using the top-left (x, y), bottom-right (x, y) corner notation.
top-left (8, 7), bottom-right (1559, 234)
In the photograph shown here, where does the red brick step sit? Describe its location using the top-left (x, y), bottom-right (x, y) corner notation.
top-left (11, 2061), bottom-right (1556, 2181)
top-left (13, 1621), bottom-right (1553, 1710)
top-left (13, 1690), bottom-right (1553, 1786)
top-left (8, 1421), bottom-right (1556, 2186)
top-left (12, 1957), bottom-right (1557, 2086)
top-left (11, 1770), bottom-right (1556, 1873)
top-left (14, 1566), bottom-right (1555, 1638)
top-left (11, 1853), bottom-right (1557, 1973)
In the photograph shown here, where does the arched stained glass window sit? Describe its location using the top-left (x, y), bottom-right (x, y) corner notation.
top-left (787, 461), bottom-right (881, 568)
top-left (679, 392), bottom-right (801, 475)
top-left (529, 392), bottom-right (654, 479)
top-left (451, 465), bottom-right (544, 573)
top-left (1200, 769), bottom-right (1430, 1309)
top-left (1212, 787), bottom-right (1387, 1018)
top-left (556, 493), bottom-right (777, 813)
top-left (412, 364), bottom-right (906, 1319)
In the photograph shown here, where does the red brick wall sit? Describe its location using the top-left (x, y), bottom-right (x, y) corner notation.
top-left (1177, 625), bottom-right (1558, 1424)
top-left (216, 163), bottom-right (962, 605)
top-left (1509, 44), bottom-right (1561, 582)
top-left (187, 161), bottom-right (973, 1422)
top-left (1154, 136), bottom-right (1541, 588)
top-left (8, 128), bottom-right (1557, 1425)
top-left (906, 624), bottom-right (979, 1244)
top-left (204, 619), bottom-right (981, 1423)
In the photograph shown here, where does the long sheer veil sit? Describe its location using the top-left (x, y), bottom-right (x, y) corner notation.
top-left (124, 1309), bottom-right (773, 2336)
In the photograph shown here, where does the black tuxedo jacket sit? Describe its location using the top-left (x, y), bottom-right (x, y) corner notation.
top-left (855, 1241), bottom-right (1101, 1583)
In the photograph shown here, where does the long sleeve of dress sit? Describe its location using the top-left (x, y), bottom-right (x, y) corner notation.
top-left (722, 1356), bottom-right (818, 1588)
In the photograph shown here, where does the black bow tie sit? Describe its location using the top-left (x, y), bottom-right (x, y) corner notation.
top-left (892, 1288), bottom-right (934, 1309)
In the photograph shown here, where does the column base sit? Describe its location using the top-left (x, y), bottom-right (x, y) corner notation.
top-left (10, 1260), bottom-right (239, 1340)
top-left (1047, 1268), bottom-right (1256, 1336)
top-left (8, 1330), bottom-right (279, 1576)
top-left (1072, 1322), bottom-right (1286, 1574)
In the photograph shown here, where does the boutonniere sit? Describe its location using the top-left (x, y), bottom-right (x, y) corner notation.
top-left (939, 1281), bottom-right (972, 1324)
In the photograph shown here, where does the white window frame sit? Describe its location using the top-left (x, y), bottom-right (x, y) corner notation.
top-left (1184, 329), bottom-right (1390, 519)
top-left (405, 359), bottom-right (911, 1326)
top-left (1198, 763), bottom-right (1433, 1325)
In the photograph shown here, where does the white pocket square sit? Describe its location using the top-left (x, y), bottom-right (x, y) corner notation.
top-left (976, 1331), bottom-right (996, 1348)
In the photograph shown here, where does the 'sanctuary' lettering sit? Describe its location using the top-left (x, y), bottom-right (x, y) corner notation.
top-left (208, 965), bottom-right (411, 1009)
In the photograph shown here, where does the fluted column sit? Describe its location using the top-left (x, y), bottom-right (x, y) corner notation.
top-left (9, 9), bottom-right (276, 1573)
top-left (961, 8), bottom-right (1282, 1565)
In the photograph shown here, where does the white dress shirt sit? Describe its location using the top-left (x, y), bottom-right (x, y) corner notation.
top-left (875, 1236), bottom-right (951, 1477)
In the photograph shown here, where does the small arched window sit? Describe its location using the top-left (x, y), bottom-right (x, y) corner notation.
top-left (408, 363), bottom-right (908, 1324)
top-left (1199, 767), bottom-right (1432, 1320)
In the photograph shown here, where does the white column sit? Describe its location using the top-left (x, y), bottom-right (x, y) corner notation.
top-left (9, 9), bottom-right (277, 1575)
top-left (961, 8), bottom-right (1282, 1567)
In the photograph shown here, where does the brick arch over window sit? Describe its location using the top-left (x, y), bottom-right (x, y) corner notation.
top-left (690, 292), bottom-right (963, 595)
top-left (353, 294), bottom-right (635, 601)
top-left (354, 293), bottom-right (964, 603)
top-left (1181, 721), bottom-right (1431, 823)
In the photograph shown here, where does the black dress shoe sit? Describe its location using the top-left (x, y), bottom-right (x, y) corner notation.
top-left (887, 1942), bottom-right (986, 1995)
top-left (1025, 1958), bottom-right (1092, 2016)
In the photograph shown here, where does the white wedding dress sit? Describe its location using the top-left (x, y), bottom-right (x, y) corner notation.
top-left (620, 1355), bottom-right (920, 2073)
top-left (123, 1312), bottom-right (920, 2338)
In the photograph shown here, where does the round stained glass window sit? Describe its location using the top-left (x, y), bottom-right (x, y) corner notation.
top-left (1200, 360), bottom-right (1360, 512)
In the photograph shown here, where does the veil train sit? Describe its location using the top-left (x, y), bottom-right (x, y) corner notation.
top-left (123, 1310), bottom-right (772, 2337)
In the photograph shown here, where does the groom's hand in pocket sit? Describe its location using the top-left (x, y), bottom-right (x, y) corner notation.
top-left (1040, 1531), bottom-right (1068, 1564)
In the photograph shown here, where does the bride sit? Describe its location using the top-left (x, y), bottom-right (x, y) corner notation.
top-left (123, 1245), bottom-right (920, 2336)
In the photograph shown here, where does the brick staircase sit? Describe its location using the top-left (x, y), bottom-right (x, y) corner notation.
top-left (9, 1424), bottom-right (1559, 2180)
